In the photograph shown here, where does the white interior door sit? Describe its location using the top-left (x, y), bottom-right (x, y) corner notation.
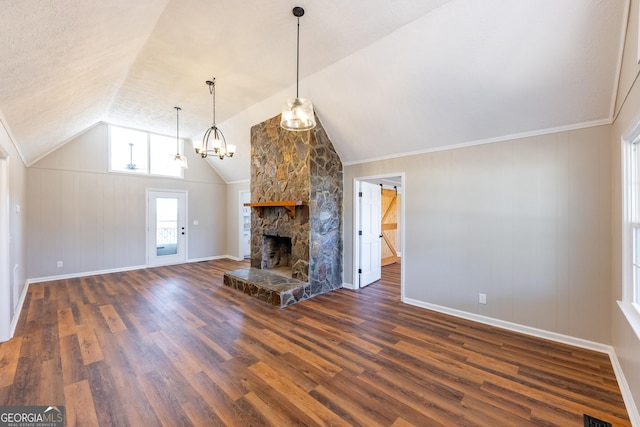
top-left (147, 190), bottom-right (187, 267)
top-left (359, 181), bottom-right (382, 287)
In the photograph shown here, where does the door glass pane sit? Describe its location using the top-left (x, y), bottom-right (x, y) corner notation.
top-left (156, 198), bottom-right (178, 256)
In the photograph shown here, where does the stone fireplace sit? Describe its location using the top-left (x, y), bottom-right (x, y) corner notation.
top-left (223, 113), bottom-right (343, 307)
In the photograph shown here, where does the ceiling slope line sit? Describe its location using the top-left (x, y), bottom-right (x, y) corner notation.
top-left (103, 0), bottom-right (174, 119)
top-left (341, 117), bottom-right (613, 167)
top-left (610, 0), bottom-right (632, 122)
top-left (613, 70), bottom-right (640, 126)
top-left (226, 178), bottom-right (250, 185)
top-left (26, 121), bottom-right (105, 168)
top-left (216, 1), bottom-right (456, 131)
top-left (0, 116), bottom-right (27, 167)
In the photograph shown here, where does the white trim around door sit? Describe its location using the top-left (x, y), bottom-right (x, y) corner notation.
top-left (239, 190), bottom-right (251, 259)
top-left (146, 189), bottom-right (188, 267)
top-left (353, 173), bottom-right (406, 299)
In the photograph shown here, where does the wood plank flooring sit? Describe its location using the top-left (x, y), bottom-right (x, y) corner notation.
top-left (0, 259), bottom-right (631, 426)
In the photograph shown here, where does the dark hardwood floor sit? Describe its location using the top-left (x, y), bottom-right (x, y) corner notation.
top-left (0, 259), bottom-right (631, 426)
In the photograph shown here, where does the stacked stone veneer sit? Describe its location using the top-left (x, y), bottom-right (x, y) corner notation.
top-left (248, 113), bottom-right (343, 298)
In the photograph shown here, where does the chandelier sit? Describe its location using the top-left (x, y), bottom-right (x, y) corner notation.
top-left (280, 6), bottom-right (316, 131)
top-left (196, 78), bottom-right (236, 159)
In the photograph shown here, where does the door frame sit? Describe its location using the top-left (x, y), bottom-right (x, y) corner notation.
top-left (146, 189), bottom-right (188, 267)
top-left (353, 173), bottom-right (405, 298)
top-left (239, 190), bottom-right (251, 259)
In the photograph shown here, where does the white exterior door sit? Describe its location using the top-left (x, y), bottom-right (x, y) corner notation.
top-left (147, 190), bottom-right (187, 267)
top-left (359, 181), bottom-right (382, 287)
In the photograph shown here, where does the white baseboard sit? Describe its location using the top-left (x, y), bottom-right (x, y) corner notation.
top-left (403, 297), bottom-right (612, 352)
top-left (26, 255), bottom-right (246, 285)
top-left (342, 282), bottom-right (357, 290)
top-left (9, 280), bottom-right (29, 338)
top-left (219, 255), bottom-right (244, 262)
top-left (27, 264), bottom-right (149, 285)
top-left (608, 349), bottom-right (640, 426)
top-left (403, 297), bottom-right (640, 425)
top-left (188, 255), bottom-right (238, 262)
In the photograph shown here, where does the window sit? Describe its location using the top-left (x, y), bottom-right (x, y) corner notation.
top-left (109, 125), bottom-right (183, 178)
top-left (622, 132), bottom-right (640, 339)
top-left (110, 126), bottom-right (148, 174)
top-left (629, 141), bottom-right (640, 306)
top-left (150, 133), bottom-right (183, 177)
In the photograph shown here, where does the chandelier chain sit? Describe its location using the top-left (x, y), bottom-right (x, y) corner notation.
top-left (197, 78), bottom-right (235, 160)
top-left (210, 79), bottom-right (216, 125)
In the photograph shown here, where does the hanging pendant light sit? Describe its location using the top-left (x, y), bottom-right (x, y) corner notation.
top-left (196, 78), bottom-right (236, 160)
top-left (280, 6), bottom-right (316, 131)
top-left (172, 106), bottom-right (188, 169)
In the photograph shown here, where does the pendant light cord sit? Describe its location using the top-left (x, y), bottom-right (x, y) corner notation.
top-left (210, 79), bottom-right (216, 126)
top-left (296, 17), bottom-right (300, 98)
top-left (175, 106), bottom-right (181, 154)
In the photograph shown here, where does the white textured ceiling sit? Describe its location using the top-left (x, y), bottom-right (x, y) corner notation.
top-left (0, 0), bottom-right (628, 182)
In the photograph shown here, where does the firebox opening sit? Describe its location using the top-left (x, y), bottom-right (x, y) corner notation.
top-left (262, 235), bottom-right (292, 277)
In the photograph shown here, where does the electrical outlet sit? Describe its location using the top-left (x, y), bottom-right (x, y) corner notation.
top-left (57, 261), bottom-right (63, 268)
top-left (479, 293), bottom-right (487, 304)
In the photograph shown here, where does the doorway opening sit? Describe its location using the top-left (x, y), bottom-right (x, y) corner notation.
top-left (354, 174), bottom-right (404, 299)
top-left (239, 191), bottom-right (251, 259)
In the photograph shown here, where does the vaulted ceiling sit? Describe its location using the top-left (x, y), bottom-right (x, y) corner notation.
top-left (0, 0), bottom-right (628, 182)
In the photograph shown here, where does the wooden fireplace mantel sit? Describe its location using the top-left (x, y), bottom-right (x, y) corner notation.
top-left (243, 200), bottom-right (306, 218)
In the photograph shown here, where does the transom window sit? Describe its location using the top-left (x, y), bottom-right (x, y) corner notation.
top-left (109, 125), bottom-right (184, 178)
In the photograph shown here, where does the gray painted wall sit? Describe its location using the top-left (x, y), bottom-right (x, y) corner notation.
top-left (344, 125), bottom-right (612, 344)
top-left (26, 123), bottom-right (228, 279)
top-left (611, 0), bottom-right (640, 414)
top-left (0, 118), bottom-right (27, 326)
